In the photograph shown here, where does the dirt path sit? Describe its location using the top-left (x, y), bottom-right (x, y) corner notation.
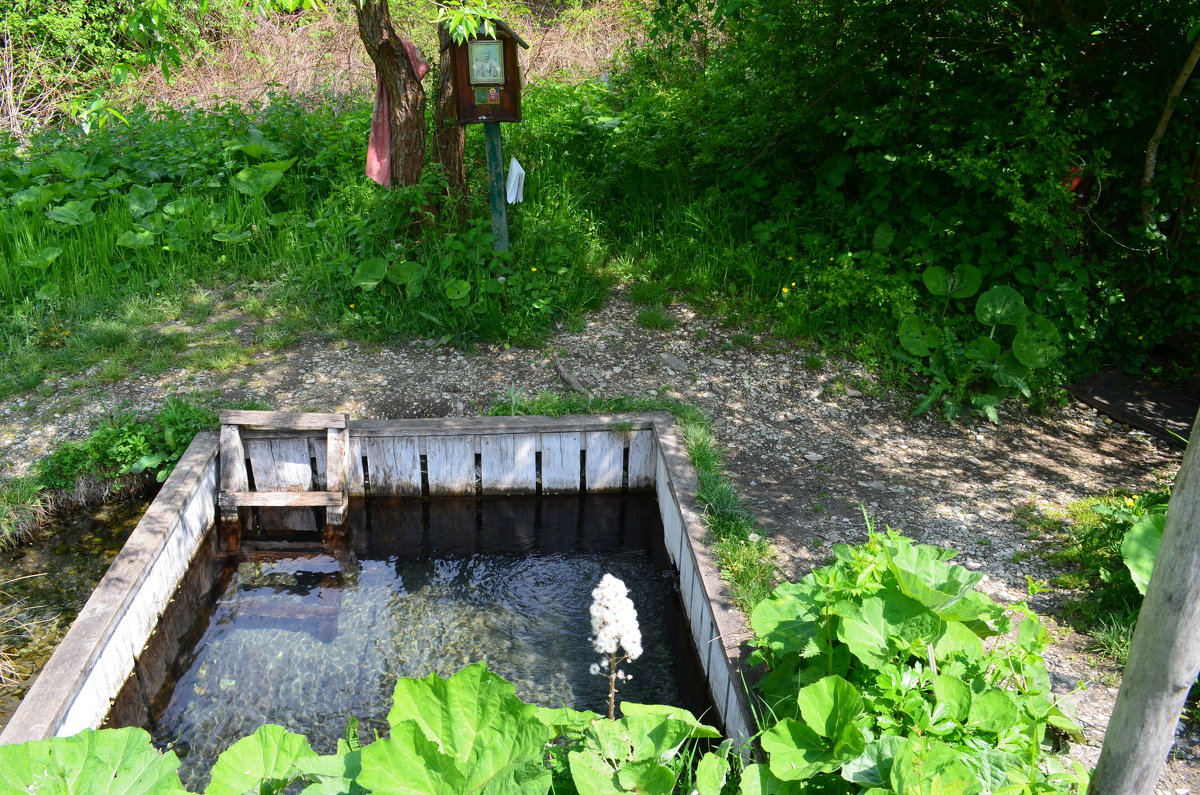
top-left (0, 288), bottom-right (1194, 790)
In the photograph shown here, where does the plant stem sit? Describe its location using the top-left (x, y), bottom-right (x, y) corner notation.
top-left (607, 650), bottom-right (619, 720)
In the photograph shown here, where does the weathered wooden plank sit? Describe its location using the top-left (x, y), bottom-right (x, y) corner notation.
top-left (310, 436), bottom-right (328, 490)
top-left (268, 438), bottom-right (314, 491)
top-left (219, 425), bottom-right (247, 524)
top-left (627, 430), bottom-right (655, 488)
top-left (480, 434), bottom-right (536, 493)
top-left (364, 437), bottom-right (421, 496)
top-left (426, 436), bottom-right (476, 496)
top-left (219, 491), bottom-right (345, 508)
top-left (325, 423), bottom-right (349, 523)
top-left (1, 434), bottom-right (218, 743)
top-left (585, 431), bottom-right (625, 491)
top-left (348, 437), bottom-right (366, 496)
top-left (220, 409), bottom-right (346, 430)
top-left (540, 432), bottom-right (581, 492)
top-left (350, 414), bottom-right (659, 438)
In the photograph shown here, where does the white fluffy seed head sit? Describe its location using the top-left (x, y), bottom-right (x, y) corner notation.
top-left (589, 573), bottom-right (643, 661)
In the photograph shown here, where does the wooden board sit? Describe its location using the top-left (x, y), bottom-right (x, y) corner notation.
top-left (480, 434), bottom-right (537, 493)
top-left (540, 432), bottom-right (581, 493)
top-left (585, 431), bottom-right (625, 491)
top-left (219, 492), bottom-right (344, 508)
top-left (1068, 367), bottom-right (1198, 447)
top-left (363, 437), bottom-right (421, 496)
top-left (220, 409), bottom-right (346, 431)
top-left (627, 430), bottom-right (655, 488)
top-left (427, 436), bottom-right (476, 496)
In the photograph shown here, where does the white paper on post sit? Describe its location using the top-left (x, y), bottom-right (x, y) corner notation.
top-left (506, 157), bottom-right (525, 204)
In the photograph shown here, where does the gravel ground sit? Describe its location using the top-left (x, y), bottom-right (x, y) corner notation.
top-left (0, 287), bottom-right (1194, 791)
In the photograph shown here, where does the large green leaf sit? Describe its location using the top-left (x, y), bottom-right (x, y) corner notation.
top-left (736, 763), bottom-right (808, 794)
top-left (841, 736), bottom-right (907, 787)
top-left (46, 198), bottom-right (97, 225)
top-left (923, 265), bottom-right (981, 299)
top-left (761, 716), bottom-right (862, 781)
top-left (227, 127), bottom-right (288, 161)
top-left (889, 738), bottom-right (980, 795)
top-left (126, 184), bottom-right (158, 218)
top-left (231, 158), bottom-right (296, 197)
top-left (897, 315), bottom-right (935, 357)
top-left (1011, 314), bottom-right (1062, 369)
top-left (385, 663), bottom-right (551, 794)
top-left (205, 724), bottom-right (316, 795)
top-left (46, 151), bottom-right (88, 180)
top-left (931, 675), bottom-right (971, 724)
top-left (835, 590), bottom-right (928, 669)
top-left (966, 689), bottom-right (1018, 734)
top-left (750, 577), bottom-right (823, 655)
top-left (19, 246), bottom-right (63, 270)
top-left (116, 229), bottom-right (156, 249)
top-left (358, 721), bottom-right (467, 795)
top-left (1121, 513), bottom-right (1165, 595)
top-left (353, 258), bottom-right (388, 291)
top-left (11, 185), bottom-right (58, 210)
top-left (975, 285), bottom-right (1027, 327)
top-left (693, 750), bottom-right (730, 795)
top-left (0, 727), bottom-right (187, 794)
top-left (796, 676), bottom-right (863, 741)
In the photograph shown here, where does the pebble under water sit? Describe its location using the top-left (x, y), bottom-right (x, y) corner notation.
top-left (150, 494), bottom-right (705, 789)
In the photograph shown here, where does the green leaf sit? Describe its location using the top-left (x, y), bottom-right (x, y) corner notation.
top-left (966, 689), bottom-right (1018, 734)
top-left (117, 229), bottom-right (156, 248)
top-left (384, 663), bottom-right (551, 793)
top-left (533, 705), bottom-right (598, 737)
top-left (0, 727), bottom-right (187, 794)
top-left (796, 676), bottom-right (863, 748)
top-left (737, 763), bottom-right (807, 794)
top-left (932, 675), bottom-right (971, 724)
top-left (19, 246), bottom-right (63, 270)
top-left (227, 127), bottom-right (288, 160)
top-left (1011, 314), bottom-right (1063, 369)
top-left (615, 758), bottom-right (675, 793)
top-left (1121, 512), bottom-right (1165, 595)
top-left (11, 185), bottom-right (57, 210)
top-left (444, 279), bottom-right (472, 300)
top-left (750, 577), bottom-right (822, 655)
top-left (127, 184), bottom-right (158, 218)
top-left (386, 261), bottom-right (423, 286)
top-left (205, 724), bottom-right (317, 795)
top-left (897, 315), bottom-right (934, 357)
top-left (872, 222), bottom-right (895, 252)
top-left (975, 285), bottom-right (1027, 327)
top-left (232, 158), bottom-right (296, 197)
top-left (353, 258), bottom-right (388, 291)
top-left (358, 721), bottom-right (467, 795)
top-left (835, 590), bottom-right (928, 669)
top-left (46, 198), bottom-right (97, 225)
top-left (922, 266), bottom-right (951, 297)
top-left (841, 736), bottom-right (907, 787)
top-left (762, 715), bottom-right (863, 781)
top-left (46, 150), bottom-right (89, 180)
top-left (889, 738), bottom-right (980, 795)
top-left (694, 750), bottom-right (730, 795)
top-left (163, 197), bottom-right (202, 216)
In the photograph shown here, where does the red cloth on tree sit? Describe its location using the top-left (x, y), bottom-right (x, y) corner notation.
top-left (366, 38), bottom-right (430, 188)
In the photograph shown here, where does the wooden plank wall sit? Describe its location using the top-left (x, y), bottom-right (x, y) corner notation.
top-left (652, 417), bottom-right (756, 745)
top-left (0, 433), bottom-right (220, 744)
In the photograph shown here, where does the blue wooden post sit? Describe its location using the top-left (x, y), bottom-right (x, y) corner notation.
top-left (483, 122), bottom-right (509, 251)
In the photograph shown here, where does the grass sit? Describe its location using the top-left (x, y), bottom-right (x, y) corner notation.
top-left (487, 390), bottom-right (777, 614)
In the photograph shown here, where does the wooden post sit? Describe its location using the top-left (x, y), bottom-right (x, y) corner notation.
top-left (1089, 409), bottom-right (1200, 794)
top-left (483, 122), bottom-right (509, 251)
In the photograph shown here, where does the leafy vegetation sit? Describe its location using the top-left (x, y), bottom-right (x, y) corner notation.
top-left (749, 527), bottom-right (1088, 793)
top-left (0, 531), bottom-right (1087, 792)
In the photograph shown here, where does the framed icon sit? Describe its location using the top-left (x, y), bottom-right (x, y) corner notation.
top-left (468, 40), bottom-right (504, 85)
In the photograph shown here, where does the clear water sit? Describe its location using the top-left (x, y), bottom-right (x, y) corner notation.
top-left (150, 494), bottom-right (705, 788)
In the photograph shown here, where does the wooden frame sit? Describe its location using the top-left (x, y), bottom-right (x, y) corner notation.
top-left (0, 412), bottom-right (755, 747)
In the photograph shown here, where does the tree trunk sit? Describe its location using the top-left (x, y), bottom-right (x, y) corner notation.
top-left (353, 0), bottom-right (426, 188)
top-left (1089, 409), bottom-right (1200, 794)
top-left (432, 23), bottom-right (467, 207)
top-left (1140, 32), bottom-right (1200, 228)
